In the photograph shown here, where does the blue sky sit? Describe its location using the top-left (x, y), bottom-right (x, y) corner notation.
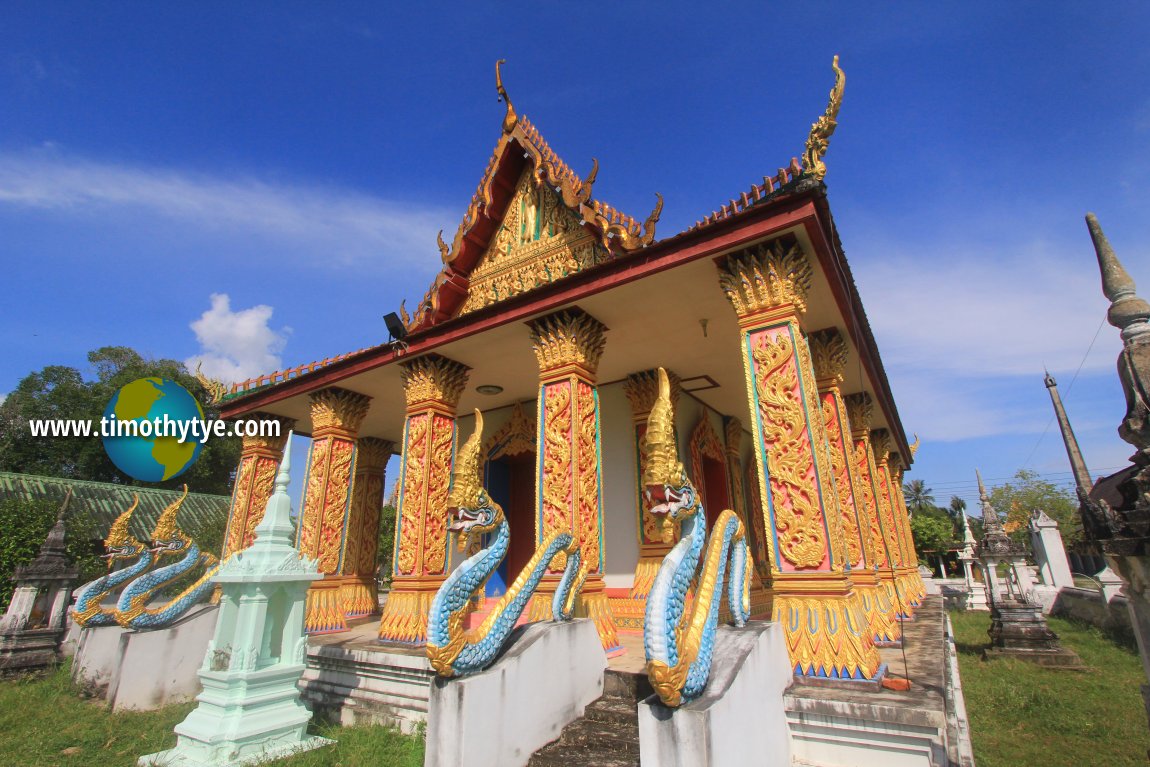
top-left (2, 3), bottom-right (1149, 514)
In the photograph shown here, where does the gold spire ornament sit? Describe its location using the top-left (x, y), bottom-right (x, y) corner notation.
top-left (496, 59), bottom-right (518, 134)
top-left (446, 409), bottom-right (486, 550)
top-left (194, 362), bottom-right (228, 405)
top-left (643, 368), bottom-right (687, 542)
top-left (803, 55), bottom-right (846, 182)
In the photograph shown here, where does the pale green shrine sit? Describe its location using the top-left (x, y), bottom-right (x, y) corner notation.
top-left (140, 435), bottom-right (333, 767)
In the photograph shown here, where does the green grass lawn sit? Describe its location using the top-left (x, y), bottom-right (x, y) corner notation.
top-left (950, 610), bottom-right (1148, 767)
top-left (0, 663), bottom-right (423, 767)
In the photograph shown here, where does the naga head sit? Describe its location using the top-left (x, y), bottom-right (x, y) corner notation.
top-left (643, 368), bottom-right (699, 542)
top-left (103, 495), bottom-right (147, 563)
top-left (150, 485), bottom-right (192, 556)
top-left (446, 410), bottom-right (505, 552)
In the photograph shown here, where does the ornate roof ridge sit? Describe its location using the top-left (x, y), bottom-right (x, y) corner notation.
top-left (683, 157), bottom-right (806, 234)
top-left (223, 344), bottom-right (381, 401)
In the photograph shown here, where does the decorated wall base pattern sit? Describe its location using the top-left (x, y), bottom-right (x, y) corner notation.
top-left (852, 570), bottom-right (901, 645)
top-left (339, 577), bottom-right (377, 618)
top-left (304, 578), bottom-right (347, 634)
top-left (377, 577), bottom-right (444, 644)
top-left (773, 586), bottom-right (882, 680)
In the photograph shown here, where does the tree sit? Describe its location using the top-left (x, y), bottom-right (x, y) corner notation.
top-left (948, 496), bottom-right (967, 519)
top-left (0, 498), bottom-right (103, 612)
top-left (0, 346), bottom-right (241, 495)
top-left (988, 469), bottom-right (1081, 547)
top-left (903, 479), bottom-right (935, 515)
top-left (910, 513), bottom-right (955, 559)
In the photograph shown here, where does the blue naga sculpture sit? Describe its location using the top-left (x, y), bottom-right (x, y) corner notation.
top-left (72, 496), bottom-right (155, 627)
top-left (643, 368), bottom-right (753, 707)
top-left (426, 409), bottom-right (588, 677)
top-left (114, 486), bottom-right (221, 629)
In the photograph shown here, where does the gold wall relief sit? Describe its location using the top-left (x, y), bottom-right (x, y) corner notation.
top-left (226, 456), bottom-right (256, 555)
top-left (750, 326), bottom-right (827, 569)
top-left (343, 437), bottom-right (393, 577)
top-left (795, 336), bottom-right (847, 572)
top-left (540, 381), bottom-right (574, 570)
top-left (222, 414), bottom-right (293, 558)
top-left (688, 413), bottom-right (727, 505)
top-left (576, 381), bottom-right (601, 571)
top-left (821, 393), bottom-right (862, 568)
top-left (853, 437), bottom-right (888, 568)
top-left (396, 415), bottom-right (428, 576)
top-left (459, 168), bottom-right (612, 316)
top-left (423, 414), bottom-right (456, 576)
top-left (724, 417), bottom-right (748, 544)
top-left (298, 437), bottom-right (330, 558)
top-left (483, 401), bottom-right (536, 462)
top-left (317, 438), bottom-right (356, 574)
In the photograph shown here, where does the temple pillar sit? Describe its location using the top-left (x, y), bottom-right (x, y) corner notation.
top-left (724, 416), bottom-right (773, 618)
top-left (810, 329), bottom-right (899, 646)
top-left (297, 388), bottom-right (371, 633)
top-left (871, 429), bottom-right (917, 615)
top-left (378, 354), bottom-right (469, 644)
top-left (339, 437), bottom-right (395, 617)
top-left (718, 241), bottom-right (882, 680)
top-left (843, 393), bottom-right (903, 640)
top-left (526, 309), bottom-right (620, 652)
top-left (889, 458), bottom-right (927, 603)
top-left (222, 413), bottom-right (296, 559)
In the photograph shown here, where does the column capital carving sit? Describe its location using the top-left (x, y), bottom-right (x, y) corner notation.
top-left (240, 413), bottom-right (295, 453)
top-left (400, 354), bottom-right (470, 409)
top-left (528, 309), bottom-right (607, 375)
top-left (309, 388), bottom-right (370, 437)
top-left (870, 428), bottom-right (893, 465)
top-left (623, 368), bottom-right (681, 418)
top-left (889, 454), bottom-right (905, 480)
top-left (844, 392), bottom-right (873, 438)
top-left (809, 327), bottom-right (849, 385)
top-left (356, 437), bottom-right (395, 472)
top-left (718, 241), bottom-right (812, 319)
top-left (724, 416), bottom-right (743, 455)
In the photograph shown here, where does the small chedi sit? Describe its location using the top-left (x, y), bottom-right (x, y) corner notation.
top-left (72, 487), bottom-right (220, 630)
top-left (426, 409), bottom-right (588, 677)
top-left (642, 368), bottom-right (753, 706)
top-left (140, 435), bottom-right (330, 767)
top-left (0, 490), bottom-right (78, 673)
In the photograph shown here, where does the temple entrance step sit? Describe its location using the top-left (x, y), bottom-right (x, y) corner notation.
top-left (528, 669), bottom-right (649, 767)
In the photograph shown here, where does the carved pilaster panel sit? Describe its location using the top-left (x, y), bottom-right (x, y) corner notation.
top-left (223, 414), bottom-right (294, 558)
top-left (821, 390), bottom-right (867, 570)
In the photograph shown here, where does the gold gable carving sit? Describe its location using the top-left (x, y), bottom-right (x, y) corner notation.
top-left (458, 167), bottom-right (611, 315)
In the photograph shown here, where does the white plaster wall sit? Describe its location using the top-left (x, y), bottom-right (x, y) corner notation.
top-left (600, 382), bottom-right (640, 589)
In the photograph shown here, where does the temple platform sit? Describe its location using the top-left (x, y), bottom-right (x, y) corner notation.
top-left (299, 597), bottom-right (974, 767)
top-left (787, 596), bottom-right (974, 767)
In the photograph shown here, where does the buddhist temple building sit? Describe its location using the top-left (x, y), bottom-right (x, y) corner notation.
top-left (216, 58), bottom-right (924, 681)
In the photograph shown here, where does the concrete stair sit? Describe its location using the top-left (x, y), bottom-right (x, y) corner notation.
top-left (529, 669), bottom-right (649, 767)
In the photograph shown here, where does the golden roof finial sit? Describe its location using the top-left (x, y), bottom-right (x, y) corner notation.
top-left (194, 361), bottom-right (228, 405)
top-left (910, 433), bottom-right (921, 457)
top-left (643, 368), bottom-right (683, 488)
top-left (496, 59), bottom-right (518, 134)
top-left (106, 494), bottom-right (142, 549)
top-left (803, 55), bottom-right (846, 182)
top-left (447, 410), bottom-right (485, 508)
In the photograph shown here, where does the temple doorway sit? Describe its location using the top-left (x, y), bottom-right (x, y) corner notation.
top-left (700, 454), bottom-right (731, 530)
top-left (484, 452), bottom-right (536, 598)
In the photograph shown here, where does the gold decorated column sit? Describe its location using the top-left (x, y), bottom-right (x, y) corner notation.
top-left (810, 330), bottom-right (900, 646)
top-left (297, 387), bottom-right (372, 633)
top-left (339, 437), bottom-right (395, 617)
top-left (870, 428), bottom-right (916, 616)
top-left (624, 368), bottom-right (682, 609)
top-left (222, 413), bottom-right (295, 558)
top-left (719, 241), bottom-right (881, 680)
top-left (527, 309), bottom-right (619, 652)
top-left (378, 354), bottom-right (469, 643)
top-left (889, 458), bottom-right (926, 603)
top-left (725, 416), bottom-right (773, 617)
top-left (843, 393), bottom-right (904, 640)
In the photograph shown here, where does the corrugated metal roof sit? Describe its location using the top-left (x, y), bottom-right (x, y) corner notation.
top-left (0, 472), bottom-right (230, 541)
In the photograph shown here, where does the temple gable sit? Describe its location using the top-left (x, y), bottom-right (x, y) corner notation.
top-left (458, 167), bottom-right (611, 316)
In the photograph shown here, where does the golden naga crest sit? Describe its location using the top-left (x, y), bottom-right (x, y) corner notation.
top-left (105, 494), bottom-right (144, 553)
top-left (151, 485), bottom-right (192, 552)
top-left (446, 410), bottom-right (504, 550)
top-left (803, 55), bottom-right (846, 182)
top-left (644, 368), bottom-right (685, 489)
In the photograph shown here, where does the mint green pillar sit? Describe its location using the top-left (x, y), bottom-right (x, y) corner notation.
top-left (140, 435), bottom-right (333, 766)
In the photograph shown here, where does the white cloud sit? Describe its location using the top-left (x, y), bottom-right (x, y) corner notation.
top-left (185, 294), bottom-right (289, 384)
top-left (0, 150), bottom-right (449, 266)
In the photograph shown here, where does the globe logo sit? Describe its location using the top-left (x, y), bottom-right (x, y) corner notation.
top-left (102, 378), bottom-right (206, 482)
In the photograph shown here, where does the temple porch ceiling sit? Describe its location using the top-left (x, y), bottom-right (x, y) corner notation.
top-left (243, 223), bottom-right (893, 445)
